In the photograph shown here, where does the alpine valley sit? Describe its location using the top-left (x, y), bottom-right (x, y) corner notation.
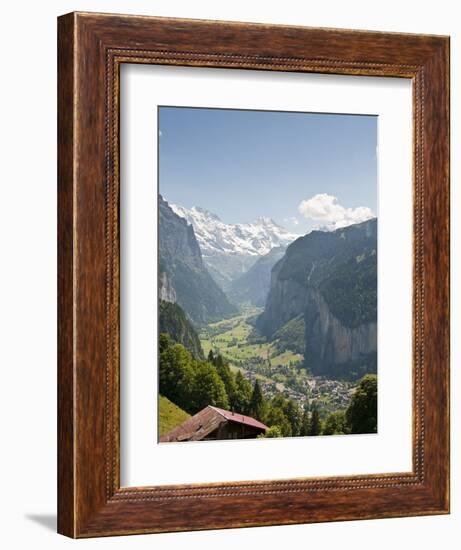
top-left (158, 195), bottom-right (378, 436)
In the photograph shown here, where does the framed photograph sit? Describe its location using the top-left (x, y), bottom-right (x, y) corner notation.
top-left (57, 12), bottom-right (450, 537)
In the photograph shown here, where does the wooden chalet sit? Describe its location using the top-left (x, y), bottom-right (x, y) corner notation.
top-left (160, 405), bottom-right (268, 443)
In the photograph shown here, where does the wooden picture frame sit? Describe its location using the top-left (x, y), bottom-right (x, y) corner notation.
top-left (57, 12), bottom-right (450, 538)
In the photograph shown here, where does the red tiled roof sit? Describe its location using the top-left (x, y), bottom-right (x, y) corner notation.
top-left (209, 406), bottom-right (268, 431)
top-left (159, 405), bottom-right (268, 442)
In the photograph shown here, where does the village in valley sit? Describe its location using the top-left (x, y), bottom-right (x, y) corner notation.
top-left (198, 307), bottom-right (356, 416)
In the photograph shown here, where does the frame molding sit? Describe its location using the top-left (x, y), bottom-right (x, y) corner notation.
top-left (58, 12), bottom-right (450, 537)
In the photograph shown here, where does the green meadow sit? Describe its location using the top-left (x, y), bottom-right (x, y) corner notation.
top-left (199, 308), bottom-right (303, 369)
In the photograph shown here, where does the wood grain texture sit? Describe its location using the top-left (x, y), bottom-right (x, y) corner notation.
top-left (57, 12), bottom-right (450, 538)
top-left (57, 13), bottom-right (75, 538)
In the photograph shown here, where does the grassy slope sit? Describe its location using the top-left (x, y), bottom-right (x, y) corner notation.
top-left (158, 395), bottom-right (191, 436)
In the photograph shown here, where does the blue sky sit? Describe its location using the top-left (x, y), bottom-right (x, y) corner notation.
top-left (158, 106), bottom-right (377, 233)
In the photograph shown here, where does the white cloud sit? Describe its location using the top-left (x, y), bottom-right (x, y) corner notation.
top-left (297, 193), bottom-right (374, 230)
top-left (159, 129), bottom-right (163, 137)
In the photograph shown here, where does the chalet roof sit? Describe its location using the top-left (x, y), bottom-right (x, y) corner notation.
top-left (208, 406), bottom-right (268, 431)
top-left (159, 405), bottom-right (268, 443)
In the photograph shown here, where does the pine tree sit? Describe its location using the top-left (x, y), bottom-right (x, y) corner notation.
top-left (215, 361), bottom-right (238, 410)
top-left (323, 411), bottom-right (348, 435)
top-left (215, 354), bottom-right (225, 369)
top-left (300, 407), bottom-right (310, 436)
top-left (234, 371), bottom-right (252, 414)
top-left (248, 380), bottom-right (265, 421)
top-left (346, 374), bottom-right (377, 433)
top-left (309, 405), bottom-right (321, 436)
top-left (284, 399), bottom-right (302, 436)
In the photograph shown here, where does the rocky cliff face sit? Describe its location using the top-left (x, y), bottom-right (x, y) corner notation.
top-left (159, 195), bottom-right (203, 272)
top-left (303, 289), bottom-right (376, 377)
top-left (258, 259), bottom-right (309, 335)
top-left (158, 268), bottom-right (176, 303)
top-left (159, 195), bottom-right (237, 326)
top-left (257, 219), bottom-right (377, 379)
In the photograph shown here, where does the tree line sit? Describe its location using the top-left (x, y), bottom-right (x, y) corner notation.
top-left (159, 333), bottom-right (377, 437)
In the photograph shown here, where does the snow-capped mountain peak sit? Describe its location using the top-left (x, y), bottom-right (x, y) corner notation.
top-left (255, 216), bottom-right (279, 227)
top-left (170, 203), bottom-right (299, 257)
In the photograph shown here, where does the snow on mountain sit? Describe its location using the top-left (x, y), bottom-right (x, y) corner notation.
top-left (170, 203), bottom-right (300, 257)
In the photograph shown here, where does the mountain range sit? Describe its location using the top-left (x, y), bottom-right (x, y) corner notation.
top-left (171, 203), bottom-right (299, 287)
top-left (159, 193), bottom-right (377, 380)
top-left (257, 218), bottom-right (377, 379)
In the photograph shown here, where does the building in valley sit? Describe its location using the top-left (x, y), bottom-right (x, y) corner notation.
top-left (160, 405), bottom-right (268, 442)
